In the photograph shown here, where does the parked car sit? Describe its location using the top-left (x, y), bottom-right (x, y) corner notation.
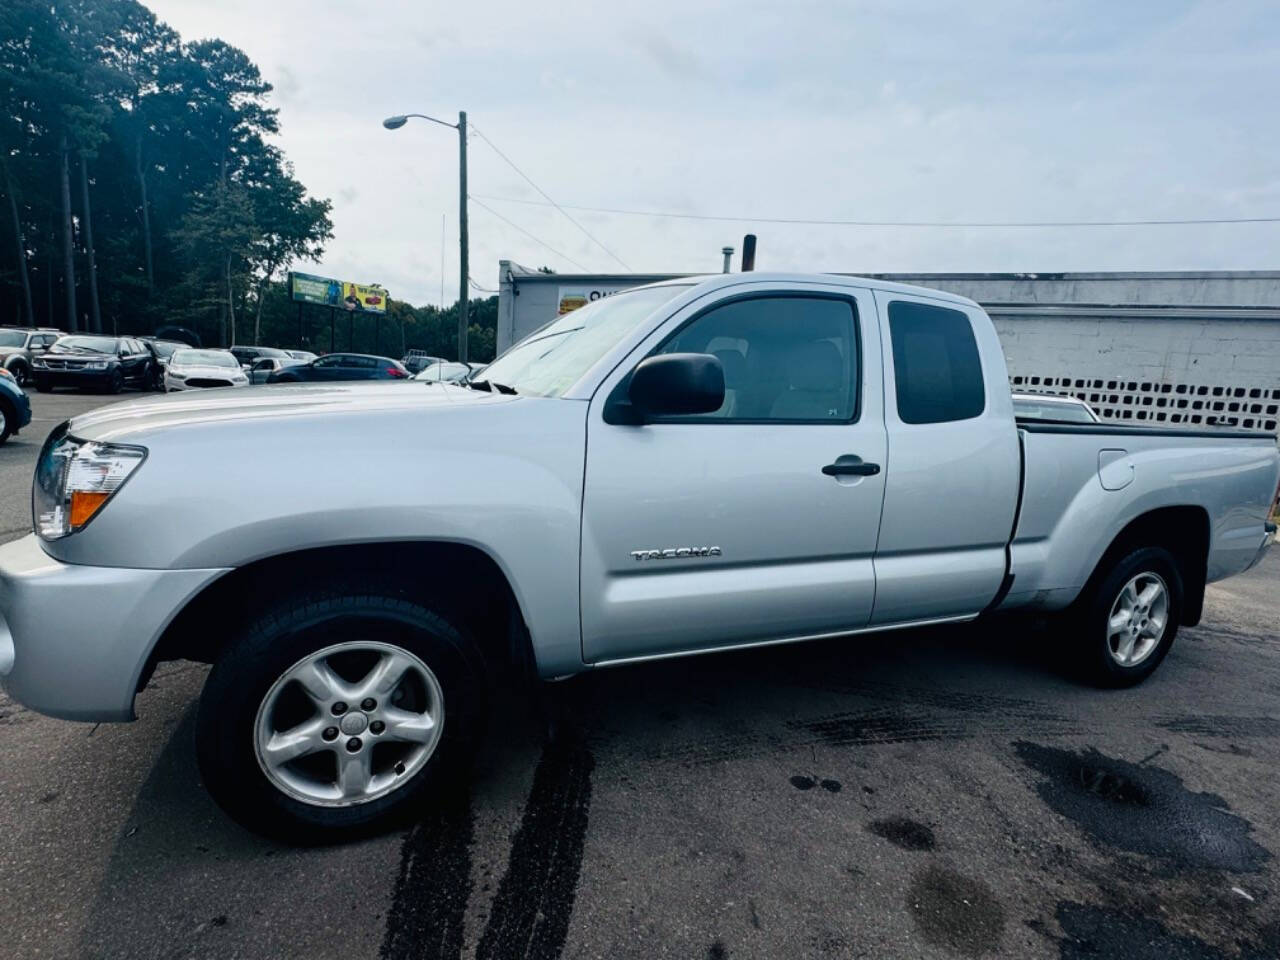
top-left (30, 334), bottom-right (153, 393)
top-left (267, 352), bottom-right (409, 383)
top-left (247, 356), bottom-right (302, 384)
top-left (285, 350), bottom-right (317, 362)
top-left (402, 350), bottom-right (443, 374)
top-left (413, 360), bottom-right (475, 383)
top-left (1013, 392), bottom-right (1101, 424)
top-left (2, 272), bottom-right (1277, 840)
top-left (154, 325), bottom-right (201, 348)
top-left (229, 345), bottom-right (293, 370)
top-left (140, 338), bottom-right (192, 390)
top-left (0, 367), bottom-right (32, 445)
top-left (164, 349), bottom-right (249, 391)
top-left (0, 327), bottom-right (60, 386)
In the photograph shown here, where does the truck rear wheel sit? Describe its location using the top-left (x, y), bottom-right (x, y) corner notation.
top-left (1076, 546), bottom-right (1183, 687)
top-left (195, 586), bottom-right (487, 841)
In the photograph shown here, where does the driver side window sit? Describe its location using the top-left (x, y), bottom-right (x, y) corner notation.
top-left (652, 295), bottom-right (860, 422)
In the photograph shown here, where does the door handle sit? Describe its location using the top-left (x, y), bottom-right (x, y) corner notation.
top-left (821, 455), bottom-right (880, 477)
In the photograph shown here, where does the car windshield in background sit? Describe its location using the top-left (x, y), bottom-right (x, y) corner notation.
top-left (51, 335), bottom-right (118, 354)
top-left (0, 331), bottom-right (26, 347)
top-left (480, 285), bottom-right (692, 397)
top-left (414, 362), bottom-right (471, 382)
top-left (174, 349), bottom-right (237, 368)
top-left (151, 341), bottom-right (184, 358)
top-left (1013, 397), bottom-right (1099, 423)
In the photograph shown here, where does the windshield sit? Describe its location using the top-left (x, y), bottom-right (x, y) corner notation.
top-left (51, 335), bottom-right (117, 354)
top-left (415, 362), bottom-right (470, 382)
top-left (151, 341), bottom-right (183, 358)
top-left (173, 349), bottom-right (237, 368)
top-left (1013, 397), bottom-right (1099, 423)
top-left (480, 285), bottom-right (692, 396)
top-left (0, 331), bottom-right (27, 347)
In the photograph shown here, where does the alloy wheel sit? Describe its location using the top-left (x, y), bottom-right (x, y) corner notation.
top-left (1106, 571), bottom-right (1169, 667)
top-left (253, 640), bottom-right (445, 807)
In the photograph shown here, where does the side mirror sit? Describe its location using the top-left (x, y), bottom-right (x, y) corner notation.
top-left (618, 353), bottom-right (725, 423)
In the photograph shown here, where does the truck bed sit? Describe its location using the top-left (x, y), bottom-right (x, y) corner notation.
top-left (1002, 420), bottom-right (1278, 614)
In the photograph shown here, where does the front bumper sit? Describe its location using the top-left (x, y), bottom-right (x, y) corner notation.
top-left (0, 535), bottom-right (228, 721)
top-left (32, 366), bottom-right (116, 389)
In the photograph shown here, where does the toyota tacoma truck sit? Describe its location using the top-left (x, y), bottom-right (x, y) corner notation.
top-left (1, 273), bottom-right (1276, 838)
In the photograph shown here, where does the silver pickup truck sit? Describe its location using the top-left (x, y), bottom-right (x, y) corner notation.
top-left (2, 273), bottom-right (1276, 838)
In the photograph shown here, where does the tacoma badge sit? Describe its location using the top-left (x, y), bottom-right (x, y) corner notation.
top-left (630, 546), bottom-right (722, 561)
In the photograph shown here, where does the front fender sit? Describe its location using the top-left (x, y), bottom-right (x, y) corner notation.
top-left (44, 397), bottom-right (591, 676)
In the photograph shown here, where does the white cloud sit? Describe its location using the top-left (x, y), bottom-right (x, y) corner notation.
top-left (147, 0), bottom-right (1280, 304)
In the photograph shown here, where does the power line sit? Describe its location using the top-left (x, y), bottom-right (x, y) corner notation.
top-left (473, 194), bottom-right (1280, 229)
top-left (468, 126), bottom-right (632, 268)
top-left (469, 195), bottom-right (592, 272)
top-left (468, 276), bottom-right (498, 294)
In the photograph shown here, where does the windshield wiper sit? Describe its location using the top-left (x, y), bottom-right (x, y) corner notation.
top-left (465, 379), bottom-right (517, 395)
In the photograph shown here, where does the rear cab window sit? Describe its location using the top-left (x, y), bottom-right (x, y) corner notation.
top-left (887, 300), bottom-right (984, 424)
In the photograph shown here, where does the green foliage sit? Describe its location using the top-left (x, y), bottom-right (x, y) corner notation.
top-left (0, 0), bottom-right (332, 341)
top-left (254, 287), bottom-right (499, 364)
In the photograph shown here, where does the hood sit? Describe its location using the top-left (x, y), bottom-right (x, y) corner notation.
top-left (0, 345), bottom-right (21, 358)
top-left (70, 380), bottom-right (517, 443)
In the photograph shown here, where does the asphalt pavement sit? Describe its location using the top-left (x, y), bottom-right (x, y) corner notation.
top-left (2, 388), bottom-right (1279, 959)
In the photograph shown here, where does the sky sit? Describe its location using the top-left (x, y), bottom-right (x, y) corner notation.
top-left (146, 0), bottom-right (1280, 308)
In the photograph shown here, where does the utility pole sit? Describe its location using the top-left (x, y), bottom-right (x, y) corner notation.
top-left (383, 110), bottom-right (470, 364)
top-left (457, 111), bottom-right (469, 364)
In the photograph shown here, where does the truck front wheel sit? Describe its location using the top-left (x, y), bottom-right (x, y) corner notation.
top-left (1077, 546), bottom-right (1183, 687)
top-left (195, 587), bottom-right (487, 840)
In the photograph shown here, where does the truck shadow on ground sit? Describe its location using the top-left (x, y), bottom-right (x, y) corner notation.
top-left (71, 616), bottom-right (1108, 958)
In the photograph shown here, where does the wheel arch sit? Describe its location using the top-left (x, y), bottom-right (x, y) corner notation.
top-left (1077, 505), bottom-right (1210, 625)
top-left (143, 540), bottom-right (537, 692)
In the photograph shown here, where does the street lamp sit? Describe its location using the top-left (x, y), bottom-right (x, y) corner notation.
top-left (383, 110), bottom-right (469, 363)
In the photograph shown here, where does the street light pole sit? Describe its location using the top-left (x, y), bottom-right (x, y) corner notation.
top-left (457, 111), bottom-right (468, 364)
top-left (383, 110), bottom-right (469, 363)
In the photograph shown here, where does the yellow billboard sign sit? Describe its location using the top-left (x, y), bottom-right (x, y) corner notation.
top-left (342, 282), bottom-right (388, 314)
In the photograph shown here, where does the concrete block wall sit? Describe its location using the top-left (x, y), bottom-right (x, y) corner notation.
top-left (995, 314), bottom-right (1280, 431)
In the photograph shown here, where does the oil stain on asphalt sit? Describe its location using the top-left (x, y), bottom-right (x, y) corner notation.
top-left (907, 865), bottom-right (1006, 956)
top-left (1014, 742), bottom-right (1270, 873)
top-left (867, 817), bottom-right (936, 852)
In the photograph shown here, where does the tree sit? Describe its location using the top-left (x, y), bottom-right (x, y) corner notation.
top-left (0, 1), bottom-right (332, 335)
top-left (170, 181), bottom-right (256, 345)
top-left (242, 145), bottom-right (331, 343)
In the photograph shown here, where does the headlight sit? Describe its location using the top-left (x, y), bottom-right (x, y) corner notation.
top-left (168, 371), bottom-right (186, 381)
top-left (32, 358), bottom-right (47, 368)
top-left (33, 426), bottom-right (146, 539)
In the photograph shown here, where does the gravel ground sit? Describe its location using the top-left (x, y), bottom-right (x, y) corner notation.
top-left (1, 389), bottom-right (1278, 960)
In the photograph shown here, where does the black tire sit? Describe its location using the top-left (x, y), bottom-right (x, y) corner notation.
top-left (0, 398), bottom-right (12, 445)
top-left (1074, 546), bottom-right (1183, 687)
top-left (196, 585), bottom-right (488, 842)
top-left (7, 361), bottom-right (29, 386)
top-left (107, 369), bottom-right (124, 394)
